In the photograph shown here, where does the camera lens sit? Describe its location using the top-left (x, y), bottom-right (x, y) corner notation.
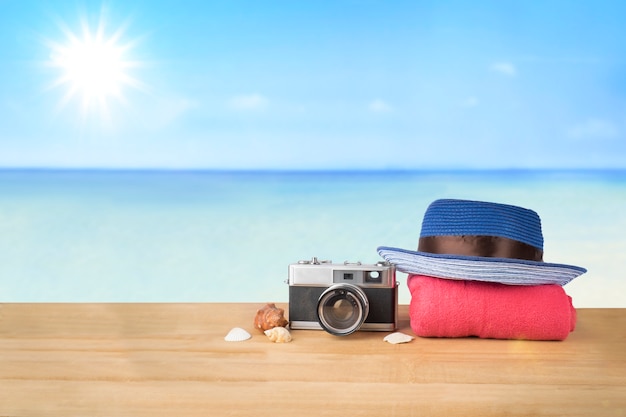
top-left (317, 284), bottom-right (369, 336)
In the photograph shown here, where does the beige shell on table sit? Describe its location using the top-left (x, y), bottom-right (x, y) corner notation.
top-left (383, 332), bottom-right (414, 344)
top-left (254, 303), bottom-right (289, 332)
top-left (264, 326), bottom-right (292, 343)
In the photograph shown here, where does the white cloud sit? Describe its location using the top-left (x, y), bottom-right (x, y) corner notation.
top-left (369, 99), bottom-right (392, 113)
top-left (568, 118), bottom-right (619, 139)
top-left (490, 62), bottom-right (517, 76)
top-left (229, 93), bottom-right (268, 110)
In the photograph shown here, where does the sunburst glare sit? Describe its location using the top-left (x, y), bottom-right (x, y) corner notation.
top-left (46, 9), bottom-right (145, 120)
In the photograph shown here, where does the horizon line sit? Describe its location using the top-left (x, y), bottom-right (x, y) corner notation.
top-left (1, 166), bottom-right (625, 174)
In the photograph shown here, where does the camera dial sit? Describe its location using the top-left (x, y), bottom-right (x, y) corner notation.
top-left (298, 257), bottom-right (331, 265)
top-left (317, 283), bottom-right (370, 336)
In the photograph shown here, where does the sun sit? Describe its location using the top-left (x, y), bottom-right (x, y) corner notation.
top-left (46, 10), bottom-right (144, 118)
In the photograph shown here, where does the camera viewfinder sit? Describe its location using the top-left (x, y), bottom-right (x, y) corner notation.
top-left (365, 271), bottom-right (382, 283)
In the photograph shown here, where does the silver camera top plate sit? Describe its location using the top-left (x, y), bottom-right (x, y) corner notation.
top-left (288, 257), bottom-right (395, 287)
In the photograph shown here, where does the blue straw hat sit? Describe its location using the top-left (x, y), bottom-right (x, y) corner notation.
top-left (377, 199), bottom-right (586, 286)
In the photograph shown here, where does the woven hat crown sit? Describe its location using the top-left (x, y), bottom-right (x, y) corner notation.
top-left (419, 199), bottom-right (544, 250)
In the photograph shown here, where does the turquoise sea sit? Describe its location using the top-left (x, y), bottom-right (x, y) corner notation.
top-left (0, 169), bottom-right (624, 307)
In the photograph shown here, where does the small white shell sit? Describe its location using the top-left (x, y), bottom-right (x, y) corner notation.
top-left (383, 332), bottom-right (414, 344)
top-left (264, 326), bottom-right (292, 343)
top-left (224, 327), bottom-right (252, 342)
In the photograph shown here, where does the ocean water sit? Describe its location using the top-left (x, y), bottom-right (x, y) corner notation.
top-left (0, 169), bottom-right (624, 307)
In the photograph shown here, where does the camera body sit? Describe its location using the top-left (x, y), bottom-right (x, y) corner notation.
top-left (288, 257), bottom-right (398, 336)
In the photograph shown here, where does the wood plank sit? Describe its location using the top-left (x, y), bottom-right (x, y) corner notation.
top-left (1, 304), bottom-right (625, 416)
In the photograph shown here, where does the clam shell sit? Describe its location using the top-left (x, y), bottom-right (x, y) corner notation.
top-left (224, 327), bottom-right (252, 342)
top-left (383, 332), bottom-right (414, 344)
top-left (264, 326), bottom-right (292, 343)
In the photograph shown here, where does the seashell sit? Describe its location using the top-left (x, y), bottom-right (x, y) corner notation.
top-left (254, 303), bottom-right (289, 332)
top-left (224, 327), bottom-right (252, 342)
top-left (383, 332), bottom-right (414, 344)
top-left (264, 326), bottom-right (292, 343)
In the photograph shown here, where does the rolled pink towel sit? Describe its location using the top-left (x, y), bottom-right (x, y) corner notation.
top-left (407, 275), bottom-right (576, 341)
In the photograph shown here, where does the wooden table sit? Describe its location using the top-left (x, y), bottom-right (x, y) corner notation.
top-left (1, 304), bottom-right (624, 416)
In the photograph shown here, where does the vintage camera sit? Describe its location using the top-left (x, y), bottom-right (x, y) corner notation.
top-left (288, 257), bottom-right (398, 336)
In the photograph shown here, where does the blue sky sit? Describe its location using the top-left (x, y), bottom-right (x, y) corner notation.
top-left (1, 0), bottom-right (625, 170)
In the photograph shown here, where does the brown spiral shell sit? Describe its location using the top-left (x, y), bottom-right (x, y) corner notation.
top-left (254, 303), bottom-right (289, 332)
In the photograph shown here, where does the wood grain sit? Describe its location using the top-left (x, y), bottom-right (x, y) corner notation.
top-left (1, 304), bottom-right (624, 416)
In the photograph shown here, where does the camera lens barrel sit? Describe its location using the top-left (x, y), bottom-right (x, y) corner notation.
top-left (316, 283), bottom-right (370, 336)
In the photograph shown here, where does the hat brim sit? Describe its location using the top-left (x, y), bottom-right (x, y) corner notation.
top-left (377, 246), bottom-right (587, 286)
